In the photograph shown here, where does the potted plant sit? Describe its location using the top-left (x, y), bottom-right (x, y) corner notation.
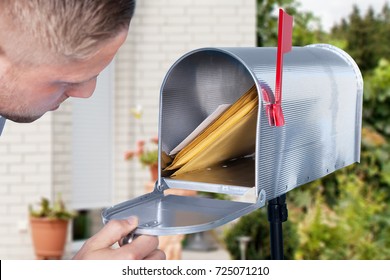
top-left (124, 136), bottom-right (159, 181)
top-left (29, 194), bottom-right (76, 260)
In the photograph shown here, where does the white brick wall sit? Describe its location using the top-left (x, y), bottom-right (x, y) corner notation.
top-left (0, 0), bottom-right (256, 259)
top-left (52, 102), bottom-right (73, 258)
top-left (0, 115), bottom-right (53, 259)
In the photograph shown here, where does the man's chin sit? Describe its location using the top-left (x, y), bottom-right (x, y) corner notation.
top-left (1, 113), bottom-right (44, 123)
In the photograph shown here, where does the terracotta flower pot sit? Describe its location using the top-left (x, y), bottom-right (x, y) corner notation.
top-left (30, 217), bottom-right (69, 260)
top-left (149, 163), bottom-right (158, 181)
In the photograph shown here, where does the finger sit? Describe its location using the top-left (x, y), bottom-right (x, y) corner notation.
top-left (120, 235), bottom-right (159, 260)
top-left (143, 249), bottom-right (166, 260)
top-left (87, 217), bottom-right (138, 250)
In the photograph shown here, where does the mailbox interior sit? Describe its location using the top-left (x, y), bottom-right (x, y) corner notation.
top-left (159, 49), bottom-right (260, 197)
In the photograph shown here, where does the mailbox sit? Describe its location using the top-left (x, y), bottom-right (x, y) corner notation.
top-left (102, 44), bottom-right (363, 236)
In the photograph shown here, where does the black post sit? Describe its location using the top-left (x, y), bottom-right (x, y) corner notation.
top-left (267, 194), bottom-right (288, 260)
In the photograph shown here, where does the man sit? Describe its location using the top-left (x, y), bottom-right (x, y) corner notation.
top-left (0, 0), bottom-right (165, 260)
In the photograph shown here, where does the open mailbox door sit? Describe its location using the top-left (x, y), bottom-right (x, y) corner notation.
top-left (101, 187), bottom-right (265, 236)
top-left (102, 43), bottom-right (363, 236)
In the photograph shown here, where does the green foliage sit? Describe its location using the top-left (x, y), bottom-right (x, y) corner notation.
top-left (296, 172), bottom-right (390, 259)
top-left (29, 194), bottom-right (76, 220)
top-left (256, 0), bottom-right (325, 47)
top-left (224, 208), bottom-right (298, 260)
top-left (358, 126), bottom-right (390, 196)
top-left (332, 4), bottom-right (390, 73)
top-left (363, 59), bottom-right (390, 136)
top-left (294, 190), bottom-right (343, 259)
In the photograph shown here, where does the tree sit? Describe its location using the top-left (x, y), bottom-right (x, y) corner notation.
top-left (332, 4), bottom-right (389, 73)
top-left (364, 59), bottom-right (390, 137)
top-left (256, 0), bottom-right (325, 47)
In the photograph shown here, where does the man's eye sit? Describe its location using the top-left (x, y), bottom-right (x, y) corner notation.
top-left (60, 81), bottom-right (80, 88)
top-left (67, 82), bottom-right (79, 87)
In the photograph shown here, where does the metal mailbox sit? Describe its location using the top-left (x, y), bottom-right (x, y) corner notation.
top-left (102, 44), bottom-right (363, 236)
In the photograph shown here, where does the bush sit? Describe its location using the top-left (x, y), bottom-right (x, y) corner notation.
top-left (224, 208), bottom-right (298, 260)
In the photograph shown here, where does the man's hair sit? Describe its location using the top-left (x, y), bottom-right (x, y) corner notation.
top-left (0, 0), bottom-right (135, 64)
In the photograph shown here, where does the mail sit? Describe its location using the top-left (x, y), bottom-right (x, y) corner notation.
top-left (164, 85), bottom-right (258, 177)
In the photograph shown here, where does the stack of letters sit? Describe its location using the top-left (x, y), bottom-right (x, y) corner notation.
top-left (164, 85), bottom-right (258, 177)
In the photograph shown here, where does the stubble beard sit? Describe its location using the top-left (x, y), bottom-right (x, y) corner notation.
top-left (0, 76), bottom-right (44, 123)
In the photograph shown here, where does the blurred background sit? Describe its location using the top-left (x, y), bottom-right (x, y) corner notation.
top-left (0, 0), bottom-right (389, 260)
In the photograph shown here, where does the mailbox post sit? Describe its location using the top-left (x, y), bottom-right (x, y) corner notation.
top-left (268, 194), bottom-right (288, 260)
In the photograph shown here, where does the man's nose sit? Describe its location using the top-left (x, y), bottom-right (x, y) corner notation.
top-left (66, 79), bottom-right (97, 99)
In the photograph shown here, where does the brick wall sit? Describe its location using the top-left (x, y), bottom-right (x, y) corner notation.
top-left (52, 102), bottom-right (73, 257)
top-left (0, 115), bottom-right (53, 259)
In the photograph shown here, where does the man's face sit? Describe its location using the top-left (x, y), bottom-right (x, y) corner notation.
top-left (0, 31), bottom-right (127, 123)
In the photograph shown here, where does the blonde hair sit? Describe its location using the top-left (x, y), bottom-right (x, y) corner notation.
top-left (0, 0), bottom-right (135, 64)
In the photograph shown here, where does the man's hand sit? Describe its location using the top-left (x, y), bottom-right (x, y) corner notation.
top-left (72, 216), bottom-right (166, 260)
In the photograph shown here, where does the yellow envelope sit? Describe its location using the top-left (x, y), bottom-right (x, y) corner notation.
top-left (160, 151), bottom-right (173, 169)
top-left (171, 105), bottom-right (258, 176)
top-left (164, 84), bottom-right (258, 171)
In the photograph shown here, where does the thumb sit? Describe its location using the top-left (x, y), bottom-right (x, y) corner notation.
top-left (88, 216), bottom-right (139, 250)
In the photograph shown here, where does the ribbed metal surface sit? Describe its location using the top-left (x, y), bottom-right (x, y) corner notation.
top-left (159, 44), bottom-right (363, 202)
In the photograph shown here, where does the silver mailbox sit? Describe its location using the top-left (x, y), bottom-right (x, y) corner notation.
top-left (102, 44), bottom-right (363, 236)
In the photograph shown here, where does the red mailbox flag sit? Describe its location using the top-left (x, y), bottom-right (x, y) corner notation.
top-left (267, 8), bottom-right (293, 127)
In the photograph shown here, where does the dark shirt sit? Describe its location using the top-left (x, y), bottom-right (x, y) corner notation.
top-left (0, 116), bottom-right (6, 135)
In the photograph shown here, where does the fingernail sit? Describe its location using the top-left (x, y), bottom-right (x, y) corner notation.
top-left (127, 216), bottom-right (138, 225)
